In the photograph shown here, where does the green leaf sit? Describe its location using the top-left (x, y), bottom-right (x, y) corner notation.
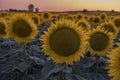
top-left (15, 62), bottom-right (31, 72)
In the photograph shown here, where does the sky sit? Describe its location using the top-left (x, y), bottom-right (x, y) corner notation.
top-left (0, 0), bottom-right (120, 11)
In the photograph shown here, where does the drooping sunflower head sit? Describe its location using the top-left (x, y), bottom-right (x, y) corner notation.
top-left (113, 17), bottom-right (120, 29)
top-left (99, 21), bottom-right (118, 38)
top-left (40, 19), bottom-right (88, 65)
top-left (0, 18), bottom-right (9, 39)
top-left (9, 14), bottom-right (38, 43)
top-left (77, 19), bottom-right (90, 31)
top-left (88, 27), bottom-right (114, 56)
top-left (107, 45), bottom-right (120, 80)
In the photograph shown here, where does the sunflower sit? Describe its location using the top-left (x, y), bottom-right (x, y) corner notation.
top-left (92, 16), bottom-right (101, 26)
top-left (66, 15), bottom-right (74, 21)
top-left (0, 18), bottom-right (9, 39)
top-left (40, 19), bottom-right (88, 65)
top-left (0, 12), bottom-right (7, 17)
top-left (77, 19), bottom-right (91, 31)
top-left (50, 18), bottom-right (57, 24)
top-left (31, 15), bottom-right (40, 26)
top-left (88, 27), bottom-right (114, 56)
top-left (107, 45), bottom-right (120, 80)
top-left (84, 15), bottom-right (88, 20)
top-left (8, 14), bottom-right (38, 43)
top-left (100, 12), bottom-right (107, 21)
top-left (99, 21), bottom-right (118, 38)
top-left (51, 14), bottom-right (57, 19)
top-left (113, 17), bottom-right (120, 29)
top-left (57, 13), bottom-right (63, 20)
top-left (41, 12), bottom-right (51, 22)
top-left (89, 16), bottom-right (94, 23)
top-left (75, 13), bottom-right (83, 20)
top-left (62, 13), bottom-right (69, 19)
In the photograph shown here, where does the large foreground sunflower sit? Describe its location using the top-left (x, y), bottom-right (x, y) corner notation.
top-left (40, 19), bottom-right (88, 65)
top-left (0, 18), bottom-right (9, 39)
top-left (107, 45), bottom-right (120, 80)
top-left (8, 14), bottom-right (38, 43)
top-left (88, 27), bottom-right (114, 56)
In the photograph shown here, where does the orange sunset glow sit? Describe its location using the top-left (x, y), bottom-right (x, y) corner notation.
top-left (0, 0), bottom-right (120, 11)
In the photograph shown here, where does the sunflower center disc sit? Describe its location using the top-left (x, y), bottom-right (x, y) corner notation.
top-left (13, 20), bottom-right (32, 37)
top-left (50, 28), bottom-right (80, 56)
top-left (103, 24), bottom-right (114, 33)
top-left (0, 23), bottom-right (6, 34)
top-left (90, 32), bottom-right (109, 51)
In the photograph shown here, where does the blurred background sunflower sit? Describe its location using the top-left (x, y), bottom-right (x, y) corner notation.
top-left (99, 21), bottom-right (118, 38)
top-left (8, 13), bottom-right (38, 43)
top-left (0, 18), bottom-right (9, 39)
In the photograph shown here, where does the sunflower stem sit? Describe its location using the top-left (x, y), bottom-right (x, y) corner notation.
top-left (8, 39), bottom-right (12, 49)
top-left (59, 70), bottom-right (64, 80)
top-left (59, 63), bottom-right (66, 80)
top-left (94, 56), bottom-right (100, 72)
top-left (23, 43), bottom-right (28, 61)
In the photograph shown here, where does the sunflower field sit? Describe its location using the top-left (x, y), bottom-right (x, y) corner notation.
top-left (0, 12), bottom-right (120, 80)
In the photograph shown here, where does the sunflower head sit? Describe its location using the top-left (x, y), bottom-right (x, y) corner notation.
top-left (41, 12), bottom-right (51, 21)
top-left (0, 18), bottom-right (9, 39)
top-left (84, 15), bottom-right (88, 20)
top-left (76, 13), bottom-right (83, 20)
top-left (57, 14), bottom-right (63, 20)
top-left (40, 19), bottom-right (88, 65)
top-left (9, 14), bottom-right (38, 43)
top-left (113, 17), bottom-right (120, 29)
top-left (100, 13), bottom-right (107, 21)
top-left (89, 16), bottom-right (93, 23)
top-left (99, 21), bottom-right (118, 38)
top-left (92, 16), bottom-right (101, 25)
top-left (77, 19), bottom-right (90, 31)
top-left (88, 27), bottom-right (114, 56)
top-left (107, 45), bottom-right (120, 80)
top-left (0, 22), bottom-right (6, 35)
top-left (66, 15), bottom-right (74, 21)
top-left (31, 15), bottom-right (40, 26)
top-left (51, 18), bottom-right (57, 24)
